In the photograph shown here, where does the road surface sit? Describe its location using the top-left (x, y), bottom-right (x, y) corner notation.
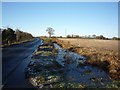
top-left (2, 38), bottom-right (43, 89)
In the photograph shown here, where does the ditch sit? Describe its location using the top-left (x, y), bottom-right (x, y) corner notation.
top-left (24, 42), bottom-right (119, 89)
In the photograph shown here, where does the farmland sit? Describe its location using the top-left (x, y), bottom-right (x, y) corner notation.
top-left (2, 1), bottom-right (119, 89)
top-left (52, 38), bottom-right (120, 80)
top-left (58, 38), bottom-right (119, 52)
top-left (25, 38), bottom-right (119, 88)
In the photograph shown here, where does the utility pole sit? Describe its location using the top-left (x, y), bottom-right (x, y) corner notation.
top-left (65, 28), bottom-right (67, 38)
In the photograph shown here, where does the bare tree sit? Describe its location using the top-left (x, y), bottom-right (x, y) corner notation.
top-left (46, 27), bottom-right (55, 38)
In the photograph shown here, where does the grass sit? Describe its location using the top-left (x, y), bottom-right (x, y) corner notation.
top-left (41, 37), bottom-right (53, 44)
top-left (106, 80), bottom-right (120, 88)
top-left (82, 70), bottom-right (92, 75)
top-left (28, 37), bottom-right (120, 88)
top-left (58, 38), bottom-right (119, 52)
top-left (2, 38), bottom-right (34, 48)
top-left (42, 51), bottom-right (53, 56)
top-left (51, 38), bottom-right (120, 80)
top-left (67, 82), bottom-right (86, 88)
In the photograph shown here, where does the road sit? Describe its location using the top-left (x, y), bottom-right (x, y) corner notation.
top-left (2, 38), bottom-right (43, 89)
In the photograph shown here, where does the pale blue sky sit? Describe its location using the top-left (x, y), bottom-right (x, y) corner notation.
top-left (2, 2), bottom-right (118, 37)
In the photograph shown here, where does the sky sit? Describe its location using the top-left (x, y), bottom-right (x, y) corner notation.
top-left (2, 2), bottom-right (118, 37)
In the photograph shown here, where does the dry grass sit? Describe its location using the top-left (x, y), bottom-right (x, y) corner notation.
top-left (52, 38), bottom-right (120, 80)
top-left (58, 38), bottom-right (119, 52)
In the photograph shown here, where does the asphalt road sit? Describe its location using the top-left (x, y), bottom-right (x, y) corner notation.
top-left (2, 38), bottom-right (43, 89)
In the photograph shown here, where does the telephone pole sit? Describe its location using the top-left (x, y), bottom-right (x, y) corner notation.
top-left (65, 28), bottom-right (67, 38)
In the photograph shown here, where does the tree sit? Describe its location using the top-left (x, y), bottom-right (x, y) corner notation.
top-left (92, 34), bottom-right (96, 38)
top-left (96, 35), bottom-right (106, 39)
top-left (15, 29), bottom-right (33, 42)
top-left (46, 27), bottom-right (55, 38)
top-left (67, 35), bottom-right (71, 38)
top-left (112, 37), bottom-right (118, 40)
top-left (88, 35), bottom-right (91, 38)
top-left (59, 36), bottom-right (62, 38)
top-left (15, 29), bottom-right (22, 42)
top-left (2, 27), bottom-right (33, 45)
top-left (2, 28), bottom-right (16, 44)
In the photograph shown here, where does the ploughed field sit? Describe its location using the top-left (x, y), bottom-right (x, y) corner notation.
top-left (24, 38), bottom-right (120, 88)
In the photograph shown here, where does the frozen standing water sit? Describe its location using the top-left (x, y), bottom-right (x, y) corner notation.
top-left (54, 43), bottom-right (66, 66)
top-left (54, 43), bottom-right (86, 66)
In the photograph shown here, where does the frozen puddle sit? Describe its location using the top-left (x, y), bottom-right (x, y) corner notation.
top-left (54, 43), bottom-right (111, 87)
top-left (54, 44), bottom-right (66, 66)
top-left (54, 44), bottom-right (86, 66)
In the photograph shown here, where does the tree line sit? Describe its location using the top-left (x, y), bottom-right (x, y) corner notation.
top-left (44, 27), bottom-right (120, 40)
top-left (1, 27), bottom-right (33, 45)
top-left (66, 34), bottom-right (120, 40)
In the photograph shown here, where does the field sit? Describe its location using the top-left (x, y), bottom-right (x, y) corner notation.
top-left (58, 38), bottom-right (119, 52)
top-left (52, 38), bottom-right (120, 80)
